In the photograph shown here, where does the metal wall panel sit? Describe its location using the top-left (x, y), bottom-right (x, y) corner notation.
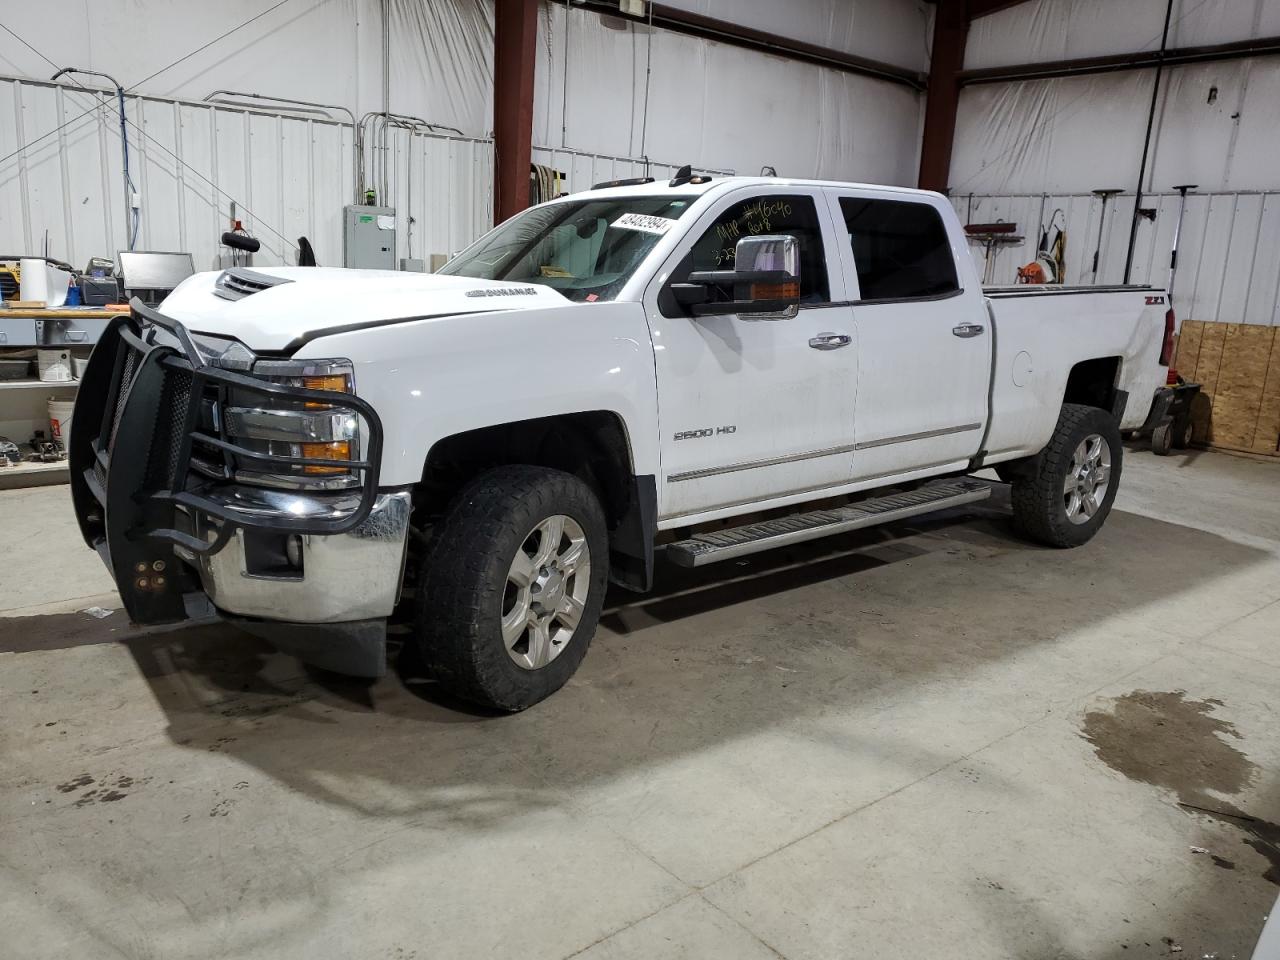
top-left (0, 76), bottom-right (494, 274)
top-left (953, 190), bottom-right (1280, 326)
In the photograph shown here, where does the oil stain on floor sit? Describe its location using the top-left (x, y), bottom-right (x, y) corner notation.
top-left (1082, 689), bottom-right (1280, 885)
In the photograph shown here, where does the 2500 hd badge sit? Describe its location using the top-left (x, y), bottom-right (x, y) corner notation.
top-left (674, 425), bottom-right (737, 440)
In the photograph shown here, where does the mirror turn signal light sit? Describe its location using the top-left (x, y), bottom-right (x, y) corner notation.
top-left (750, 280), bottom-right (799, 300)
top-left (301, 440), bottom-right (351, 474)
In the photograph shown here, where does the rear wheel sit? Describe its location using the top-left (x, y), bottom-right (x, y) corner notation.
top-left (1010, 403), bottom-right (1122, 548)
top-left (414, 465), bottom-right (609, 711)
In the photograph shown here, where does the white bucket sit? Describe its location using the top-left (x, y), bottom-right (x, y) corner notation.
top-left (20, 259), bottom-right (71, 307)
top-left (72, 356), bottom-right (89, 379)
top-left (49, 397), bottom-right (75, 452)
top-left (38, 348), bottom-right (73, 382)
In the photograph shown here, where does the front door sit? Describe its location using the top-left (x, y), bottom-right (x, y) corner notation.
top-left (644, 188), bottom-right (858, 524)
top-left (823, 190), bottom-right (993, 481)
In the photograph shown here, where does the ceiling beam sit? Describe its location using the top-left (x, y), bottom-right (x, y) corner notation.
top-left (959, 33), bottom-right (1280, 84)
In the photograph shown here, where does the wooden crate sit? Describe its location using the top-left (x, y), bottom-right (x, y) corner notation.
top-left (1173, 319), bottom-right (1280, 456)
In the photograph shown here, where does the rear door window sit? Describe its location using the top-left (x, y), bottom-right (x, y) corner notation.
top-left (837, 197), bottom-right (958, 302)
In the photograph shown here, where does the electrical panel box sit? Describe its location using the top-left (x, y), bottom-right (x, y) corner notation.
top-left (343, 206), bottom-right (396, 269)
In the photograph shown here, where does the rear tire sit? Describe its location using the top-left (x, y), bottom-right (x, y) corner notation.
top-left (1010, 404), bottom-right (1122, 548)
top-left (414, 465), bottom-right (609, 711)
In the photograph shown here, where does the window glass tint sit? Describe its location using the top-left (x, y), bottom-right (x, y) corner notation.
top-left (838, 197), bottom-right (958, 302)
top-left (687, 194), bottom-right (829, 303)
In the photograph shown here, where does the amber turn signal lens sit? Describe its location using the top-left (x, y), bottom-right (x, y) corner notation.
top-left (301, 440), bottom-right (351, 474)
top-left (303, 374), bottom-right (351, 410)
top-left (303, 374), bottom-right (350, 392)
top-left (750, 281), bottom-right (799, 300)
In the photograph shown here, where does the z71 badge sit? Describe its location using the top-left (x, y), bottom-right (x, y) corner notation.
top-left (674, 425), bottom-right (736, 441)
top-left (1145, 295), bottom-right (1166, 305)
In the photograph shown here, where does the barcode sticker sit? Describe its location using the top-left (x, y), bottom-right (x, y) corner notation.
top-left (612, 213), bottom-right (676, 235)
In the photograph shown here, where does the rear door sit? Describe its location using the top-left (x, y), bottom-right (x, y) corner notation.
top-left (823, 190), bottom-right (992, 480)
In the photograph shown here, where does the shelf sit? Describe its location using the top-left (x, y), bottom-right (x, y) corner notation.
top-left (0, 378), bottom-right (79, 391)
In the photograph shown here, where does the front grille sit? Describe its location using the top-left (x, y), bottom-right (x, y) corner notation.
top-left (145, 366), bottom-right (194, 488)
top-left (71, 299), bottom-right (383, 561)
top-left (107, 345), bottom-right (139, 453)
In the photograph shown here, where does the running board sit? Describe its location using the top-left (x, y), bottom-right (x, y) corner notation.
top-left (665, 478), bottom-right (992, 568)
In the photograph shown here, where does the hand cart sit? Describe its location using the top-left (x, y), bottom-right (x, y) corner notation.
top-left (1137, 378), bottom-right (1202, 455)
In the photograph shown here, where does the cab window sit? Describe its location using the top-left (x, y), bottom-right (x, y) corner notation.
top-left (837, 197), bottom-right (959, 302)
top-left (674, 194), bottom-right (830, 306)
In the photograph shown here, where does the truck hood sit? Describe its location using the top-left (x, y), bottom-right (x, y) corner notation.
top-left (157, 267), bottom-right (572, 352)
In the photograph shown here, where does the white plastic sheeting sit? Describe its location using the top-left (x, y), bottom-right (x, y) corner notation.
top-left (0, 76), bottom-right (493, 270)
top-left (951, 72), bottom-right (1154, 196)
top-left (385, 0), bottom-right (494, 136)
top-left (0, 0), bottom-right (929, 146)
top-left (532, 3), bottom-right (927, 186)
top-left (954, 0), bottom-right (1280, 195)
top-left (0, 0), bottom-right (494, 137)
top-left (951, 57), bottom-right (1280, 196)
top-left (952, 191), bottom-right (1280, 326)
top-left (663, 0), bottom-right (933, 72)
top-left (966, 0), bottom-right (1280, 70)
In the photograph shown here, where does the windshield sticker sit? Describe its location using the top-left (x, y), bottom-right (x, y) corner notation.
top-left (611, 212), bottom-right (677, 235)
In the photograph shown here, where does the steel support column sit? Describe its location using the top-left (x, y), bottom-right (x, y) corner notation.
top-left (493, 0), bottom-right (538, 224)
top-left (918, 0), bottom-right (969, 192)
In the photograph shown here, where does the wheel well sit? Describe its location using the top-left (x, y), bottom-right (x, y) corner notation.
top-left (419, 412), bottom-right (634, 522)
top-left (1064, 357), bottom-right (1121, 413)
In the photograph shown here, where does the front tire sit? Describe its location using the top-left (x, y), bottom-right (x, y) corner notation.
top-left (415, 465), bottom-right (609, 711)
top-left (1010, 403), bottom-right (1122, 548)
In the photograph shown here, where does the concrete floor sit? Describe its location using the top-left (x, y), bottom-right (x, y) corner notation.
top-left (2, 447), bottom-right (1278, 959)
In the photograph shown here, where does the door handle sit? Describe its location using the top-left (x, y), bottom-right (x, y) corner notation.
top-left (809, 333), bottom-right (852, 350)
top-left (952, 323), bottom-right (985, 338)
top-left (64, 329), bottom-right (87, 342)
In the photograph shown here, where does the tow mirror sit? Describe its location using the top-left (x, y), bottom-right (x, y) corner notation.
top-left (672, 234), bottom-right (801, 320)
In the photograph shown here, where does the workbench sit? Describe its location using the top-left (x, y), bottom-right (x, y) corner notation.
top-left (0, 305), bottom-right (126, 489)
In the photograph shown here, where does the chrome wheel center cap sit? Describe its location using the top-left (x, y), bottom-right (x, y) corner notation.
top-left (531, 566), bottom-right (566, 616)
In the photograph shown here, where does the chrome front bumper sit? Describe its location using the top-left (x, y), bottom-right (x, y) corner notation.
top-left (182, 489), bottom-right (413, 623)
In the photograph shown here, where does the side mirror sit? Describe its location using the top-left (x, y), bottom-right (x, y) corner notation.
top-left (672, 234), bottom-right (801, 320)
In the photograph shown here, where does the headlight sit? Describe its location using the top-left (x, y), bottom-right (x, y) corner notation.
top-left (222, 358), bottom-right (363, 490)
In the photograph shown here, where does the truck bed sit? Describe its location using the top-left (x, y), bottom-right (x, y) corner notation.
top-left (980, 284), bottom-right (1169, 462)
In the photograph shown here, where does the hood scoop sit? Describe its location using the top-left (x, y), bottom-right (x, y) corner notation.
top-left (213, 267), bottom-right (294, 302)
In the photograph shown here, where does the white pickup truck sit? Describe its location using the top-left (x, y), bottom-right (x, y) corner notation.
top-left (71, 173), bottom-right (1173, 709)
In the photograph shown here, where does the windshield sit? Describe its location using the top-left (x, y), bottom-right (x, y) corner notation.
top-left (439, 196), bottom-right (693, 302)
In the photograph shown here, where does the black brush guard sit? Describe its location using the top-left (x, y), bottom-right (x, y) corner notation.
top-left (70, 298), bottom-right (383, 625)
